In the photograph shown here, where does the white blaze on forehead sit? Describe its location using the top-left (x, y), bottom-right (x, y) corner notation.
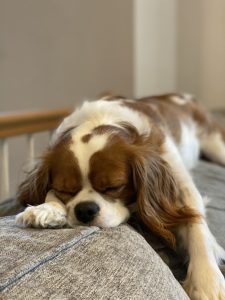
top-left (70, 125), bottom-right (108, 179)
top-left (55, 99), bottom-right (151, 138)
top-left (53, 98), bottom-right (152, 180)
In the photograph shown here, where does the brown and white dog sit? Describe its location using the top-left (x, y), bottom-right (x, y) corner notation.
top-left (16, 93), bottom-right (225, 300)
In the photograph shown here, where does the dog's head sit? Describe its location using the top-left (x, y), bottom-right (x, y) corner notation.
top-left (17, 114), bottom-right (198, 245)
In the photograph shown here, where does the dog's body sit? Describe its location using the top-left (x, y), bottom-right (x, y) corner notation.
top-left (16, 93), bottom-right (225, 299)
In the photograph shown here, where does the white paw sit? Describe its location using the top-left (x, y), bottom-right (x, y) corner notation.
top-left (183, 262), bottom-right (225, 300)
top-left (16, 204), bottom-right (67, 228)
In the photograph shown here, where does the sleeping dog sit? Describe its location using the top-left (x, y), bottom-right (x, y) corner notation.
top-left (16, 93), bottom-right (225, 300)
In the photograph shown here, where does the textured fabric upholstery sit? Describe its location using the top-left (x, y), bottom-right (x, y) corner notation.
top-left (0, 217), bottom-right (188, 300)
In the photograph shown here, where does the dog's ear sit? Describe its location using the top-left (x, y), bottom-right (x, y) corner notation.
top-left (17, 128), bottom-right (77, 206)
top-left (17, 157), bottom-right (50, 206)
top-left (131, 134), bottom-right (199, 247)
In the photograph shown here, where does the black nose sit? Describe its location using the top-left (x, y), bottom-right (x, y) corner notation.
top-left (74, 201), bottom-right (100, 223)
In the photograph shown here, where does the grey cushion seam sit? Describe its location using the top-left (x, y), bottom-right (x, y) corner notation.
top-left (0, 227), bottom-right (99, 293)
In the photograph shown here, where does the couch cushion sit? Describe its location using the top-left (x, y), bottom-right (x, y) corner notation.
top-left (0, 217), bottom-right (188, 300)
top-left (0, 217), bottom-right (98, 293)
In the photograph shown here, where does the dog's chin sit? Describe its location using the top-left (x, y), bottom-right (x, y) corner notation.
top-left (67, 212), bottom-right (130, 229)
top-left (67, 218), bottom-right (123, 229)
top-left (67, 201), bottom-right (130, 228)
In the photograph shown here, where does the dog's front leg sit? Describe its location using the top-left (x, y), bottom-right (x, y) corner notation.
top-left (163, 140), bottom-right (225, 300)
top-left (180, 222), bottom-right (225, 300)
top-left (16, 190), bottom-right (68, 228)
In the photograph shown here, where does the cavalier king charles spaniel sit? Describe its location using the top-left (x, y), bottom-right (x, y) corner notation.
top-left (16, 93), bottom-right (225, 300)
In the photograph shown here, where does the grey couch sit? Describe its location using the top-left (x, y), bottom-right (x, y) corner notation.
top-left (0, 161), bottom-right (225, 300)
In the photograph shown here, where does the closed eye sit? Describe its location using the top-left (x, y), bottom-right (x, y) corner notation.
top-left (53, 190), bottom-right (77, 202)
top-left (103, 185), bottom-right (125, 194)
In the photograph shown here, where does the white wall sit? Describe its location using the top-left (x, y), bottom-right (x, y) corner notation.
top-left (135, 0), bottom-right (225, 109)
top-left (199, 0), bottom-right (225, 108)
top-left (0, 0), bottom-right (134, 112)
top-left (176, 0), bottom-right (203, 99)
top-left (177, 0), bottom-right (225, 109)
top-left (134, 0), bottom-right (177, 97)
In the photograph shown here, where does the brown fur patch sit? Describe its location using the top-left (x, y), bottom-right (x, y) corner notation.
top-left (145, 94), bottom-right (225, 143)
top-left (121, 97), bottom-right (184, 143)
top-left (89, 135), bottom-right (137, 205)
top-left (130, 134), bottom-right (200, 247)
top-left (17, 131), bottom-right (82, 206)
top-left (93, 125), bottom-right (120, 135)
top-left (50, 137), bottom-right (82, 203)
top-left (187, 101), bottom-right (213, 131)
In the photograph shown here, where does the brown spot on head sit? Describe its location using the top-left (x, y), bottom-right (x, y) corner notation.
top-left (81, 125), bottom-right (126, 144)
top-left (81, 133), bottom-right (92, 143)
top-left (81, 124), bottom-right (137, 146)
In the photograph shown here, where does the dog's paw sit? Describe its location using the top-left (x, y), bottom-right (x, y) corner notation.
top-left (15, 204), bottom-right (67, 228)
top-left (183, 262), bottom-right (225, 300)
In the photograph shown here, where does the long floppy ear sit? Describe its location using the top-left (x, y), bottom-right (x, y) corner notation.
top-left (17, 158), bottom-right (50, 206)
top-left (16, 127), bottom-right (75, 206)
top-left (132, 135), bottom-right (199, 247)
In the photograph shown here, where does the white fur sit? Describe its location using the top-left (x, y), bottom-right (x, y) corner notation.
top-left (71, 128), bottom-right (108, 178)
top-left (16, 203), bottom-right (67, 228)
top-left (54, 99), bottom-right (150, 139)
top-left (178, 121), bottom-right (200, 170)
top-left (163, 137), bottom-right (205, 214)
top-left (201, 132), bottom-right (225, 166)
top-left (16, 191), bottom-right (67, 228)
top-left (170, 93), bottom-right (194, 105)
top-left (66, 187), bottom-right (130, 228)
top-left (182, 220), bottom-right (225, 300)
